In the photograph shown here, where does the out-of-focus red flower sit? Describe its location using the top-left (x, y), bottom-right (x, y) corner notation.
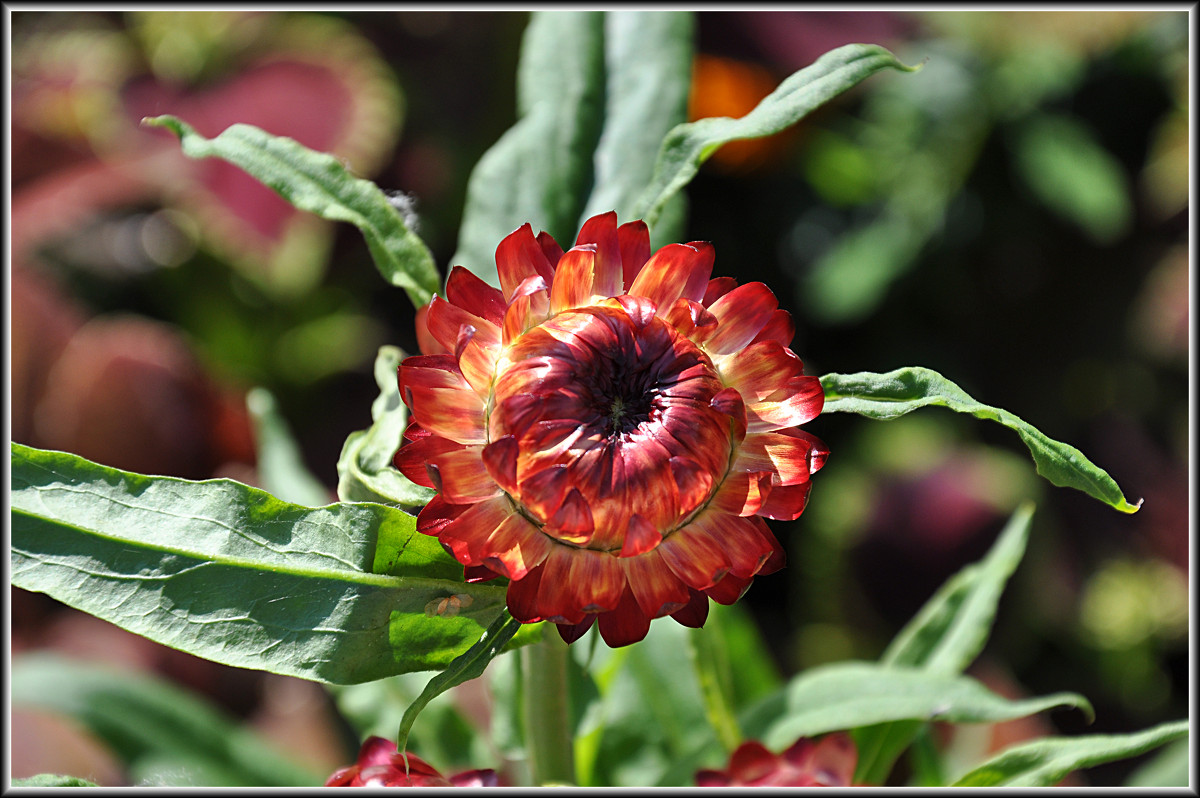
top-left (396, 212), bottom-right (827, 647)
top-left (325, 736), bottom-right (498, 788)
top-left (695, 732), bottom-right (858, 787)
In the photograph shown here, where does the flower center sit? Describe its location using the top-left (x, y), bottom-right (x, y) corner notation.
top-left (488, 301), bottom-right (733, 550)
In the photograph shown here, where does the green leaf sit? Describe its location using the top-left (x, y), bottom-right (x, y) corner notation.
top-left (12, 654), bottom-right (321, 787)
top-left (142, 115), bottom-right (439, 308)
top-left (451, 11), bottom-right (606, 286)
top-left (632, 43), bottom-right (919, 229)
top-left (12, 774), bottom-right (100, 787)
top-left (335, 345), bottom-right (435, 509)
top-left (580, 10), bottom-right (693, 244)
top-left (395, 611), bottom-right (524, 754)
top-left (10, 442), bottom-right (521, 683)
top-left (853, 503), bottom-right (1036, 784)
top-left (246, 387), bottom-right (330, 507)
top-left (761, 661), bottom-right (1092, 752)
top-left (951, 719), bottom-right (1189, 787)
top-left (820, 367), bottom-right (1142, 513)
top-left (1124, 737), bottom-right (1190, 787)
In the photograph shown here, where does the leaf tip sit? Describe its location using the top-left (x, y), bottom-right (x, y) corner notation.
top-left (1120, 497), bottom-right (1144, 514)
top-left (141, 114), bottom-right (186, 138)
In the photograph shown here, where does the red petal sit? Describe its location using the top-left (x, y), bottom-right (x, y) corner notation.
top-left (556, 615), bottom-right (596, 644)
top-left (718, 340), bottom-right (806, 403)
top-left (670, 455), bottom-right (714, 519)
top-left (445, 264), bottom-right (506, 326)
top-left (398, 355), bottom-right (466, 403)
top-left (670, 587), bottom-right (710, 627)
top-left (751, 308), bottom-right (796, 348)
top-left (619, 513), bottom-right (663, 558)
top-left (549, 245), bottom-right (597, 314)
top-left (567, 548), bottom-right (624, 613)
top-left (454, 326), bottom-right (500, 397)
top-left (536, 230), bottom-right (564, 268)
top-left (596, 585), bottom-right (652, 647)
top-left (711, 470), bottom-right (774, 517)
top-left (481, 435), bottom-right (520, 494)
top-left (464, 564), bottom-right (500, 583)
top-left (701, 282), bottom-right (779, 355)
top-left (437, 495), bottom-right (515, 567)
top-left (626, 242), bottom-right (714, 313)
top-left (414, 304), bottom-right (449, 355)
top-left (406, 385), bottom-right (486, 444)
top-left (395, 434), bottom-right (465, 489)
top-left (415, 493), bottom-right (469, 538)
top-left (705, 572), bottom-right (753, 605)
top-left (424, 295), bottom-right (501, 356)
top-left (800, 732), bottom-right (858, 787)
top-left (574, 211), bottom-right (623, 298)
top-left (734, 430), bottom-right (820, 486)
top-left (692, 510), bottom-right (775, 579)
top-left (535, 547), bottom-right (586, 624)
top-left (702, 276), bottom-right (738, 307)
top-left (745, 375), bottom-right (824, 433)
top-left (517, 463), bottom-right (571, 521)
top-left (506, 563), bottom-right (545, 623)
top-left (728, 741), bottom-right (780, 783)
top-left (623, 550), bottom-right (690, 618)
top-left (547, 487), bottom-right (595, 544)
top-left (657, 523), bottom-right (731, 590)
top-left (502, 274), bottom-right (551, 345)
top-left (481, 513), bottom-right (552, 580)
top-left (756, 481), bottom-right (813, 522)
top-left (710, 386), bottom-right (748, 442)
top-left (617, 220), bottom-right (651, 291)
top-left (496, 223), bottom-right (555, 302)
top-left (426, 445), bottom-right (501, 503)
top-left (664, 297), bottom-right (719, 339)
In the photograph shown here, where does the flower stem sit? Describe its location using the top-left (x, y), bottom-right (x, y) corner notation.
top-left (688, 623), bottom-right (742, 753)
top-left (522, 631), bottom-right (575, 785)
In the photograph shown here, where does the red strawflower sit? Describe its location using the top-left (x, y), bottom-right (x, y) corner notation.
top-left (695, 733), bottom-right (858, 787)
top-left (325, 736), bottom-right (498, 787)
top-left (397, 211), bottom-right (827, 647)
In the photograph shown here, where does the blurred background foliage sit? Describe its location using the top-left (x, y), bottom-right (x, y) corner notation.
top-left (9, 9), bottom-right (1189, 787)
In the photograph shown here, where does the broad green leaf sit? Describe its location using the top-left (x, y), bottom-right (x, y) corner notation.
top-left (820, 367), bottom-right (1142, 513)
top-left (396, 611), bottom-right (524, 754)
top-left (951, 719), bottom-right (1189, 787)
top-left (12, 654), bottom-right (321, 787)
top-left (1124, 737), bottom-right (1190, 787)
top-left (761, 661), bottom-right (1092, 751)
top-left (12, 774), bottom-right (100, 787)
top-left (142, 115), bottom-right (439, 308)
top-left (10, 442), bottom-right (521, 683)
top-left (335, 345), bottom-right (435, 509)
top-left (451, 11), bottom-right (605, 286)
top-left (853, 503), bottom-right (1035, 784)
top-left (632, 44), bottom-right (919, 229)
top-left (580, 10), bottom-right (692, 245)
top-left (246, 387), bottom-right (330, 507)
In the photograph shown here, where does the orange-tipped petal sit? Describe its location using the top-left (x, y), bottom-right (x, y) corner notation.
top-left (481, 513), bottom-right (552, 580)
top-left (406, 385), bottom-right (487, 444)
top-left (567, 549), bottom-right (624, 613)
top-left (481, 435), bottom-right (520, 494)
top-left (658, 523), bottom-right (731, 591)
top-left (425, 294), bottom-right (501, 356)
top-left (711, 470), bottom-right (774, 517)
top-left (734, 429), bottom-right (822, 487)
top-left (535, 547), bottom-right (586, 624)
top-left (664, 297), bottom-right (719, 338)
top-left (575, 211), bottom-right (623, 298)
top-left (627, 242), bottom-right (714, 312)
top-left (438, 496), bottom-right (516, 567)
top-left (426, 445), bottom-right (502, 503)
top-left (414, 304), bottom-right (449, 355)
top-left (548, 487), bottom-right (595, 544)
top-left (549, 245), bottom-right (597, 314)
top-left (502, 274), bottom-right (551, 345)
top-left (624, 550), bottom-right (690, 618)
top-left (670, 456), bottom-right (714, 519)
top-left (691, 510), bottom-right (775, 579)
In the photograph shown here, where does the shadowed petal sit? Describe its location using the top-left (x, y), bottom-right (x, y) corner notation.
top-left (425, 295), bottom-right (501, 356)
top-left (658, 524), bottom-right (730, 590)
top-left (506, 562), bottom-right (545, 623)
top-left (624, 550), bottom-right (690, 618)
top-left (702, 276), bottom-right (737, 307)
top-left (597, 585), bottom-right (653, 647)
top-left (415, 493), bottom-right (469, 538)
top-left (536, 547), bottom-right (586, 624)
top-left (670, 455), bottom-right (714, 519)
top-left (556, 615), bottom-right (596, 644)
top-left (567, 549), bottom-right (624, 613)
top-left (481, 435), bottom-right (520, 494)
top-left (414, 304), bottom-right (448, 355)
top-left (617, 220), bottom-right (651, 291)
top-left (664, 297), bottom-right (719, 339)
top-left (670, 588), bottom-right (710, 628)
top-left (395, 434), bottom-right (466, 489)
top-left (438, 495), bottom-right (516, 567)
top-left (705, 572), bottom-right (753, 605)
top-left (711, 470), bottom-right (774, 517)
top-left (427, 445), bottom-right (501, 503)
top-left (691, 510), bottom-right (775, 579)
top-left (619, 513), bottom-right (663, 558)
top-left (750, 308), bottom-right (795, 348)
top-left (536, 230), bottom-right (564, 267)
top-left (481, 513), bottom-right (552, 580)
top-left (756, 481), bottom-right (814, 522)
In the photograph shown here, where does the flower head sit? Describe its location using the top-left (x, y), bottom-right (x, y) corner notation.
top-left (695, 733), bottom-right (857, 787)
top-left (397, 212), bottom-right (827, 647)
top-left (325, 736), bottom-right (498, 787)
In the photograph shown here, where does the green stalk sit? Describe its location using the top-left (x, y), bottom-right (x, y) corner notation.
top-left (522, 633), bottom-right (576, 785)
top-left (689, 623), bottom-right (742, 752)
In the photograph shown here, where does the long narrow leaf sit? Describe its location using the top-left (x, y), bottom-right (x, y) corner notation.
top-left (10, 443), bottom-right (520, 683)
top-left (12, 654), bottom-right (322, 787)
top-left (820, 367), bottom-right (1141, 513)
top-left (451, 12), bottom-right (605, 285)
top-left (632, 44), bottom-right (918, 228)
top-left (143, 115), bottom-right (440, 308)
top-left (762, 661), bottom-right (1091, 751)
top-left (951, 719), bottom-right (1189, 787)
